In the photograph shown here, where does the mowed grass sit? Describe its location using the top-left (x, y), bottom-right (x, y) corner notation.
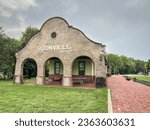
top-left (128, 75), bottom-right (150, 82)
top-left (0, 80), bottom-right (107, 113)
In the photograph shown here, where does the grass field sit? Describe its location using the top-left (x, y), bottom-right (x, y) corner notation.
top-left (0, 80), bottom-right (107, 113)
top-left (128, 75), bottom-right (150, 82)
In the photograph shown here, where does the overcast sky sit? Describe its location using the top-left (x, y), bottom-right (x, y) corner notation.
top-left (0, 0), bottom-right (149, 61)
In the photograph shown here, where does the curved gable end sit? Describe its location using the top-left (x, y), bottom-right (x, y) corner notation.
top-left (14, 17), bottom-right (107, 87)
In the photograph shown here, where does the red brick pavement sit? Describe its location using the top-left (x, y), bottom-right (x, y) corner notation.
top-left (106, 75), bottom-right (150, 113)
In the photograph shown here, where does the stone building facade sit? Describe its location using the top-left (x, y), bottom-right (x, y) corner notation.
top-left (14, 17), bottom-right (107, 87)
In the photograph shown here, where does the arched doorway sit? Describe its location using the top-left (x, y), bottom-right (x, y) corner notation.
top-left (72, 56), bottom-right (95, 87)
top-left (22, 58), bottom-right (37, 84)
top-left (44, 57), bottom-right (63, 86)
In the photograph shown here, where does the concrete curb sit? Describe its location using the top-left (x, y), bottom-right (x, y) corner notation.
top-left (108, 89), bottom-right (113, 113)
top-left (134, 79), bottom-right (150, 87)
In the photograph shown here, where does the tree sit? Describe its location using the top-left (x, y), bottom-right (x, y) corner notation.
top-left (23, 59), bottom-right (37, 78)
top-left (107, 53), bottom-right (146, 75)
top-left (135, 60), bottom-right (146, 74)
top-left (0, 26), bottom-right (39, 79)
top-left (20, 26), bottom-right (39, 49)
top-left (0, 27), bottom-right (20, 79)
top-left (107, 54), bottom-right (123, 74)
top-left (0, 27), bottom-right (5, 36)
top-left (121, 57), bottom-right (136, 74)
top-left (146, 59), bottom-right (150, 74)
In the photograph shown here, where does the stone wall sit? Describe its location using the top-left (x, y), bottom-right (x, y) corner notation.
top-left (14, 17), bottom-right (107, 87)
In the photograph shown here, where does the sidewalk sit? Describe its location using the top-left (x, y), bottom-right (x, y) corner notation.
top-left (106, 75), bottom-right (150, 113)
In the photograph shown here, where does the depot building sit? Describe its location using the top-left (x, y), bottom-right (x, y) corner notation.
top-left (14, 17), bottom-right (107, 87)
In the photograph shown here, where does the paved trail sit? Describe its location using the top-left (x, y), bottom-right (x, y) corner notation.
top-left (107, 75), bottom-right (150, 113)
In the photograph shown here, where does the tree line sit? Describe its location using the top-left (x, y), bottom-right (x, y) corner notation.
top-left (107, 53), bottom-right (150, 75)
top-left (0, 26), bottom-right (39, 79)
top-left (0, 26), bottom-right (150, 79)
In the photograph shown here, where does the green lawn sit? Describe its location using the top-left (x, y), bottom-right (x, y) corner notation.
top-left (0, 80), bottom-right (107, 113)
top-left (128, 75), bottom-right (150, 82)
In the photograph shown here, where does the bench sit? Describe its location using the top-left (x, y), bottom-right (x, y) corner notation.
top-left (73, 77), bottom-right (87, 85)
top-left (48, 77), bottom-right (62, 82)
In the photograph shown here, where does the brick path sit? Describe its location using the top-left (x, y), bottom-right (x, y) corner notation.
top-left (106, 75), bottom-right (150, 113)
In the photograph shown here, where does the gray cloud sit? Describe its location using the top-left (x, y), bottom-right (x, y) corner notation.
top-left (0, 0), bottom-right (37, 17)
top-left (0, 0), bottom-right (149, 60)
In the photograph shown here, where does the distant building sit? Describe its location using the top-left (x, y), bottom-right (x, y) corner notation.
top-left (14, 17), bottom-right (107, 87)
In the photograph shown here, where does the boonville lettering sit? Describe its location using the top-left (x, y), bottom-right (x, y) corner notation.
top-left (38, 44), bottom-right (71, 52)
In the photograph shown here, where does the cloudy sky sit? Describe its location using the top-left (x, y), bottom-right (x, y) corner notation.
top-left (0, 0), bottom-right (149, 61)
